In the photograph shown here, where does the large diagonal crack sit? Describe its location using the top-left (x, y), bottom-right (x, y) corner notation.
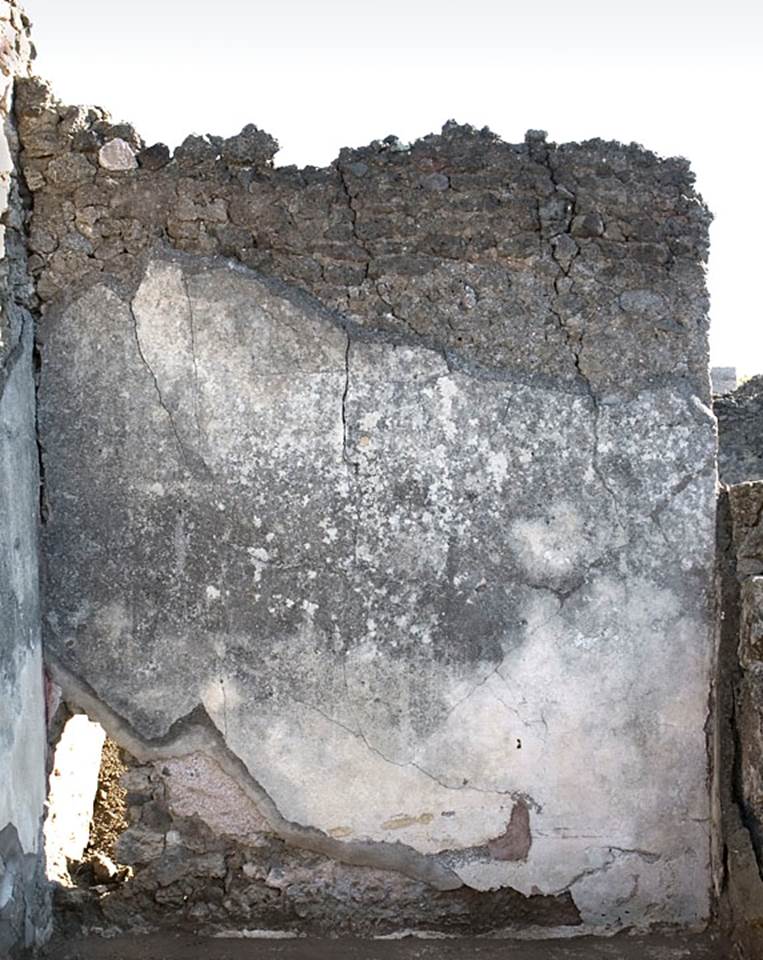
top-left (330, 664), bottom-right (541, 811)
top-left (46, 652), bottom-right (463, 891)
top-left (533, 144), bottom-right (623, 517)
top-left (127, 298), bottom-right (191, 470)
top-left (180, 271), bottom-right (207, 451)
top-left (337, 166), bottom-right (371, 284)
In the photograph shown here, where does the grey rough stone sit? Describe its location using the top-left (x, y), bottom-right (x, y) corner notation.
top-left (138, 142), bottom-right (170, 172)
top-left (115, 825), bottom-right (166, 866)
top-left (221, 123), bottom-right (278, 167)
top-left (716, 375), bottom-right (763, 484)
top-left (16, 81), bottom-right (712, 398)
top-left (0, 12), bottom-right (51, 952)
top-left (740, 578), bottom-right (763, 667)
top-left (729, 482), bottom-right (763, 577)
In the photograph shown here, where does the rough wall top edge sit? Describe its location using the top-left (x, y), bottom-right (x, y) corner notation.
top-left (15, 74), bottom-right (713, 400)
top-left (14, 74), bottom-right (711, 194)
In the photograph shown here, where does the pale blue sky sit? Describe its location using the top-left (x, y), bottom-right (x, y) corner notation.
top-left (24, 0), bottom-right (763, 377)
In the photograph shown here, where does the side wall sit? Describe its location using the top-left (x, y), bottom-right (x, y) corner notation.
top-left (0, 3), bottom-right (49, 954)
top-left (715, 385), bottom-right (763, 958)
top-left (22, 83), bottom-right (716, 935)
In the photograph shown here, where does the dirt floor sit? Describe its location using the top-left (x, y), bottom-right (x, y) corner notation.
top-left (41, 930), bottom-right (726, 960)
top-left (84, 739), bottom-right (127, 864)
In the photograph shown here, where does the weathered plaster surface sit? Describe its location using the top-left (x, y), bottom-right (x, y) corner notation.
top-left (40, 242), bottom-right (717, 932)
top-left (0, 3), bottom-right (50, 953)
top-left (17, 66), bottom-right (718, 934)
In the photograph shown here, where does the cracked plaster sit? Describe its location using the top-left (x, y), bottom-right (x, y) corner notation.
top-left (17, 73), bottom-right (719, 934)
top-left (39, 245), bottom-right (717, 932)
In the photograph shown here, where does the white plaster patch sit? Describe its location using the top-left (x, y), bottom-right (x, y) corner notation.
top-left (509, 502), bottom-right (590, 580)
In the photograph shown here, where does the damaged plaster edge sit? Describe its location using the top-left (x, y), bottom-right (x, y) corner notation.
top-left (39, 243), bottom-right (717, 403)
top-left (0, 821), bottom-right (51, 954)
top-left (45, 652), bottom-right (465, 892)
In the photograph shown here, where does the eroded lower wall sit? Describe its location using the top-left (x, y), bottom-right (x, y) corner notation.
top-left (23, 78), bottom-right (717, 936)
top-left (0, 3), bottom-right (49, 954)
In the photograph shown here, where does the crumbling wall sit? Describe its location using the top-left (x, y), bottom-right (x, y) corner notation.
top-left (0, 3), bottom-right (50, 955)
top-left (21, 76), bottom-right (718, 937)
top-left (714, 483), bottom-right (763, 959)
top-left (716, 376), bottom-right (763, 485)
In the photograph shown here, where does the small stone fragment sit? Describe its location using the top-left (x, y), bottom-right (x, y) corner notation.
top-left (221, 123), bottom-right (278, 168)
top-left (46, 152), bottom-right (95, 188)
top-left (570, 211), bottom-right (605, 238)
top-left (90, 851), bottom-right (118, 883)
top-left (98, 138), bottom-right (137, 172)
top-left (740, 578), bottom-right (763, 667)
top-left (421, 172), bottom-right (449, 191)
top-left (174, 134), bottom-right (218, 171)
top-left (138, 142), bottom-right (170, 171)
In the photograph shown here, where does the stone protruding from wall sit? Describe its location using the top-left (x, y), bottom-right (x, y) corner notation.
top-left (716, 375), bottom-right (763, 485)
top-left (30, 85), bottom-right (717, 936)
top-left (0, 3), bottom-right (51, 955)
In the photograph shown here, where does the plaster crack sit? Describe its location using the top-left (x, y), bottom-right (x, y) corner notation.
top-left (337, 166), bottom-right (371, 283)
top-left (180, 271), bottom-right (207, 450)
top-left (127, 298), bottom-right (191, 470)
top-left (341, 331), bottom-right (353, 468)
top-left (335, 665), bottom-right (539, 808)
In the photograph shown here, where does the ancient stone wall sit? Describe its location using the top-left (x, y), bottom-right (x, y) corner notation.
top-left (716, 376), bottom-right (763, 486)
top-left (20, 71), bottom-right (720, 939)
top-left (0, 3), bottom-right (51, 954)
top-left (713, 483), bottom-right (763, 960)
top-left (712, 374), bottom-right (763, 958)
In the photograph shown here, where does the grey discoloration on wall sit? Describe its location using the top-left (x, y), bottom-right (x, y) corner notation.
top-left (716, 376), bottom-right (763, 485)
top-left (0, 3), bottom-right (50, 954)
top-left (39, 248), bottom-right (716, 934)
top-left (18, 64), bottom-right (717, 935)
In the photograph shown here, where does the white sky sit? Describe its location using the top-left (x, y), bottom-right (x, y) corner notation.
top-left (24, 0), bottom-right (763, 377)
